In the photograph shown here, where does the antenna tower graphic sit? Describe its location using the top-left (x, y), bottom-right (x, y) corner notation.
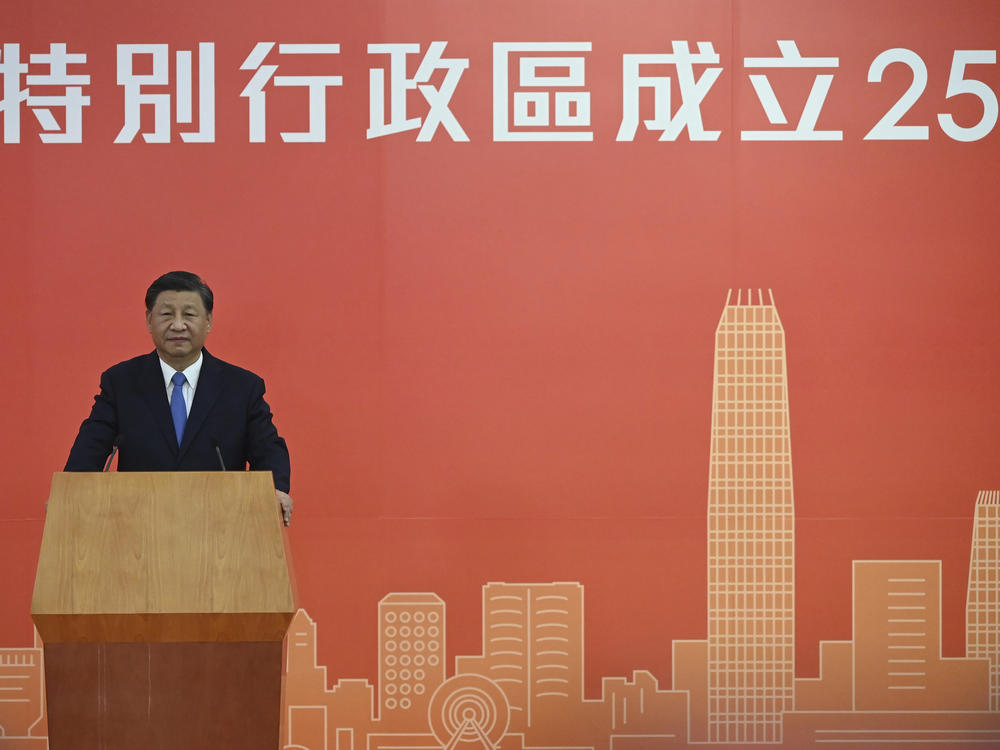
top-left (428, 674), bottom-right (509, 749)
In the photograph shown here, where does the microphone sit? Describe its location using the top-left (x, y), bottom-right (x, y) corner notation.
top-left (103, 435), bottom-right (122, 472)
top-left (212, 440), bottom-right (226, 471)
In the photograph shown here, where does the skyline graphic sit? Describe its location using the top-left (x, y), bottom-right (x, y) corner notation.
top-left (1, 292), bottom-right (998, 749)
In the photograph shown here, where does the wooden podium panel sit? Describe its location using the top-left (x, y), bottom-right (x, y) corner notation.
top-left (32, 471), bottom-right (294, 643)
top-left (43, 641), bottom-right (282, 750)
top-left (31, 471), bottom-right (296, 750)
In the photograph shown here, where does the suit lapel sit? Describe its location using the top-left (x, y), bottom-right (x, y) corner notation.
top-left (139, 352), bottom-right (180, 458)
top-left (178, 349), bottom-right (221, 461)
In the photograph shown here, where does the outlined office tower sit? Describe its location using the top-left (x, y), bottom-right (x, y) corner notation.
top-left (853, 559), bottom-right (988, 712)
top-left (0, 629), bottom-right (47, 747)
top-left (967, 490), bottom-right (1000, 711)
top-left (378, 593), bottom-right (446, 730)
top-left (706, 289), bottom-right (795, 743)
top-left (456, 582), bottom-right (584, 736)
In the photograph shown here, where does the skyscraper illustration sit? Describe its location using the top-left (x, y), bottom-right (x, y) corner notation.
top-left (706, 289), bottom-right (795, 743)
top-left (378, 592), bottom-right (446, 729)
top-left (967, 490), bottom-right (1000, 711)
top-left (456, 582), bottom-right (584, 735)
top-left (0, 629), bottom-right (47, 748)
top-left (853, 559), bottom-right (988, 712)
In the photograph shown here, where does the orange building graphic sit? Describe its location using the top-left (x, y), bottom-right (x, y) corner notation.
top-left (455, 582), bottom-right (584, 735)
top-left (378, 593), bottom-right (446, 729)
top-left (0, 630), bottom-right (47, 749)
top-left (706, 289), bottom-right (795, 743)
top-left (4, 293), bottom-right (1000, 749)
top-left (853, 560), bottom-right (988, 712)
top-left (856, 562), bottom-right (937, 709)
top-left (968, 491), bottom-right (1000, 712)
top-left (283, 609), bottom-right (374, 750)
top-left (782, 557), bottom-right (996, 746)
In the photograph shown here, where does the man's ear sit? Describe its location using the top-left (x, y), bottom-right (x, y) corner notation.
top-left (145, 310), bottom-right (152, 332)
top-left (206, 312), bottom-right (213, 332)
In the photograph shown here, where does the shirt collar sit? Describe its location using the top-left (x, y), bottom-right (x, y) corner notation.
top-left (158, 351), bottom-right (204, 391)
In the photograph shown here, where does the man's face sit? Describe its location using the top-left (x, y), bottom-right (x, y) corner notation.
top-left (146, 290), bottom-right (212, 369)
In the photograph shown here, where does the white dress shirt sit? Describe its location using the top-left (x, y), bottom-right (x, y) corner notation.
top-left (157, 352), bottom-right (203, 417)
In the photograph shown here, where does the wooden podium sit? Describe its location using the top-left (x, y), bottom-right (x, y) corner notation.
top-left (31, 471), bottom-right (296, 750)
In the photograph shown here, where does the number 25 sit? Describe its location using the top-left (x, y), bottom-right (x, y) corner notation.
top-left (865, 48), bottom-right (997, 141)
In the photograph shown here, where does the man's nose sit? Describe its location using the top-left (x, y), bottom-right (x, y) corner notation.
top-left (169, 316), bottom-right (186, 329)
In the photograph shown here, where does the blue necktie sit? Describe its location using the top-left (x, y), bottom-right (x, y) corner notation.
top-left (170, 372), bottom-right (187, 445)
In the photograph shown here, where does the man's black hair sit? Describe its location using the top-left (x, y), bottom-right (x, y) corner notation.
top-left (145, 271), bottom-right (214, 313)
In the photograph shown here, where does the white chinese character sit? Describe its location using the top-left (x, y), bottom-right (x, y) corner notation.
top-left (493, 42), bottom-right (592, 142)
top-left (1, 43), bottom-right (91, 144)
top-left (617, 41), bottom-right (722, 142)
top-left (741, 40), bottom-right (841, 141)
top-left (26, 43), bottom-right (91, 143)
top-left (1, 44), bottom-right (30, 143)
top-left (115, 43), bottom-right (215, 144)
top-left (367, 42), bottom-right (468, 141)
top-left (240, 43), bottom-right (342, 143)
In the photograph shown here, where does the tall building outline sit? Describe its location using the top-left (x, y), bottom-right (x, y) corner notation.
top-left (967, 490), bottom-right (1000, 712)
top-left (706, 288), bottom-right (796, 743)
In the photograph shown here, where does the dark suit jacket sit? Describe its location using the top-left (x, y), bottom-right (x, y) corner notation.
top-left (65, 349), bottom-right (290, 492)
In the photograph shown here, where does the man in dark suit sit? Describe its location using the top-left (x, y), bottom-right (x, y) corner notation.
top-left (65, 271), bottom-right (293, 524)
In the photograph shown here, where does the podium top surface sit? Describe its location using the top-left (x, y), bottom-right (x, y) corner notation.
top-left (32, 472), bottom-right (294, 640)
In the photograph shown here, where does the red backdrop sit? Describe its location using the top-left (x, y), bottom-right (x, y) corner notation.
top-left (2, 0), bottom-right (999, 700)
